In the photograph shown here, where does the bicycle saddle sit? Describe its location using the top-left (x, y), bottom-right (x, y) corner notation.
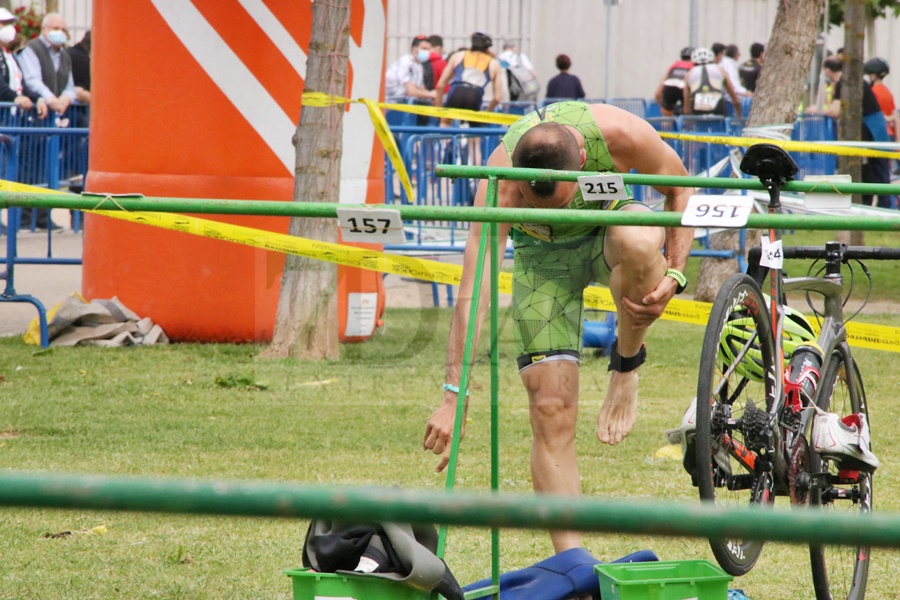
top-left (739, 143), bottom-right (798, 184)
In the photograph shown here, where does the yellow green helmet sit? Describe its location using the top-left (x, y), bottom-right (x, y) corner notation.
top-left (719, 305), bottom-right (816, 382)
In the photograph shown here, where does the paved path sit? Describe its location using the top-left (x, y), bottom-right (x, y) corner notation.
top-left (1, 210), bottom-right (83, 338)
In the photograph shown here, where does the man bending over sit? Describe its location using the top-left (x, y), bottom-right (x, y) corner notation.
top-left (423, 101), bottom-right (694, 553)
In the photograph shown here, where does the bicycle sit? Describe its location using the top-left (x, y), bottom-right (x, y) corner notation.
top-left (692, 143), bottom-right (900, 599)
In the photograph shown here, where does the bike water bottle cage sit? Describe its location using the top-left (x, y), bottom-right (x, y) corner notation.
top-left (739, 143), bottom-right (798, 186)
top-left (608, 340), bottom-right (647, 372)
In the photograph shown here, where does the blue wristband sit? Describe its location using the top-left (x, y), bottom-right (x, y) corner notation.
top-left (443, 383), bottom-right (470, 396)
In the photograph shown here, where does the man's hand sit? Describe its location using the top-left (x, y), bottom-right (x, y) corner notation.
top-left (13, 95), bottom-right (33, 111)
top-left (620, 276), bottom-right (678, 330)
top-left (56, 94), bottom-right (73, 114)
top-left (423, 399), bottom-right (467, 473)
top-left (35, 98), bottom-right (48, 119)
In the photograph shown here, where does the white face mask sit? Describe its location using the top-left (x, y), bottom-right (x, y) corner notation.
top-left (46, 29), bottom-right (67, 46)
top-left (0, 25), bottom-right (15, 45)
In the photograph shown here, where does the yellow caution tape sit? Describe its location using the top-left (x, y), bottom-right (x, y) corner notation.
top-left (97, 208), bottom-right (900, 354)
top-left (302, 92), bottom-right (518, 126)
top-left (359, 97), bottom-right (413, 203)
top-left (302, 92), bottom-right (516, 209)
top-left (4, 188), bottom-right (900, 353)
top-left (303, 92), bottom-right (900, 161)
top-left (658, 131), bottom-right (900, 160)
top-left (302, 92), bottom-right (900, 218)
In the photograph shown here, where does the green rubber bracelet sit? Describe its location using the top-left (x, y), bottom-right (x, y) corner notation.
top-left (665, 268), bottom-right (688, 294)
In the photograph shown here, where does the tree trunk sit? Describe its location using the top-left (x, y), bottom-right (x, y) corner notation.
top-left (694, 0), bottom-right (823, 302)
top-left (840, 0), bottom-right (867, 246)
top-left (260, 0), bottom-right (350, 360)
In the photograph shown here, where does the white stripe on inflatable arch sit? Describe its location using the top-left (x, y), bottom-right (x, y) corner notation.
top-left (340, 0), bottom-right (385, 204)
top-left (150, 0), bottom-right (296, 173)
top-left (235, 0), bottom-right (307, 80)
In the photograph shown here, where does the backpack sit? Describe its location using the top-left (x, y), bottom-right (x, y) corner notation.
top-left (452, 51), bottom-right (492, 90)
top-left (507, 64), bottom-right (540, 101)
top-left (690, 65), bottom-right (725, 115)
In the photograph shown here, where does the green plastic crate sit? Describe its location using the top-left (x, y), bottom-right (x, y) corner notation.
top-left (595, 559), bottom-right (733, 600)
top-left (284, 568), bottom-right (430, 600)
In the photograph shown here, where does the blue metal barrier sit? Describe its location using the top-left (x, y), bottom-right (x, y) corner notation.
top-left (8, 127), bottom-right (90, 232)
top-left (607, 97), bottom-right (646, 118)
top-left (0, 118), bottom-right (89, 348)
top-left (489, 100), bottom-right (537, 115)
top-left (792, 115), bottom-right (837, 178)
top-left (634, 117), bottom-right (680, 205)
top-left (678, 115), bottom-right (730, 188)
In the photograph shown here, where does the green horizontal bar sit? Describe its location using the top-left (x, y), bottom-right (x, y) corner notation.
top-left (464, 585), bottom-right (499, 599)
top-left (1, 192), bottom-right (898, 231)
top-left (435, 164), bottom-right (900, 196)
top-left (0, 472), bottom-right (898, 549)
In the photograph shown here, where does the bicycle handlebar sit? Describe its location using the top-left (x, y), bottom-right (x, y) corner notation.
top-left (748, 245), bottom-right (900, 266)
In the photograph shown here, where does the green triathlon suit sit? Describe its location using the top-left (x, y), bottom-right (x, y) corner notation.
top-left (502, 101), bottom-right (639, 370)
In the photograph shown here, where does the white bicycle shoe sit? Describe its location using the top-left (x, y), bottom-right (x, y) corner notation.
top-left (811, 410), bottom-right (879, 471)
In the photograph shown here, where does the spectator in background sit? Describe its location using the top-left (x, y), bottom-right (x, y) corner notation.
top-left (683, 47), bottom-right (741, 118)
top-left (385, 34), bottom-right (436, 102)
top-left (808, 57), bottom-right (892, 208)
top-left (0, 8), bottom-right (45, 118)
top-left (424, 34), bottom-right (447, 92)
top-left (499, 41), bottom-right (535, 76)
top-left (0, 7), bottom-right (45, 236)
top-left (385, 35), bottom-right (436, 125)
top-left (865, 58), bottom-right (899, 140)
top-left (739, 42), bottom-right (765, 93)
top-left (19, 13), bottom-right (75, 117)
top-left (864, 57), bottom-right (900, 179)
top-left (19, 12), bottom-right (75, 231)
top-left (654, 46), bottom-right (693, 116)
top-left (719, 43), bottom-right (751, 97)
top-left (68, 30), bottom-right (90, 128)
top-left (545, 54), bottom-right (585, 101)
top-left (435, 32), bottom-right (502, 125)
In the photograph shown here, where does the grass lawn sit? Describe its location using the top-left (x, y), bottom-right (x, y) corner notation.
top-left (1, 230), bottom-right (899, 599)
top-left (2, 297), bottom-right (900, 599)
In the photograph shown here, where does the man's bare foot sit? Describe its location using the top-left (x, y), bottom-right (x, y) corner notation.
top-left (597, 370), bottom-right (639, 445)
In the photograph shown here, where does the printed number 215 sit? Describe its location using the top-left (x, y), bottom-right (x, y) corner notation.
top-left (347, 217), bottom-right (390, 234)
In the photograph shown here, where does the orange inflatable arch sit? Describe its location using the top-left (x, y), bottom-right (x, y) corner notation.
top-left (85, 0), bottom-right (387, 342)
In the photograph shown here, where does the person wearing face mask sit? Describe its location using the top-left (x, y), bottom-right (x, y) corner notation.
top-left (16, 12), bottom-right (76, 230)
top-left (0, 7), bottom-right (46, 236)
top-left (385, 34), bottom-right (436, 101)
top-left (384, 35), bottom-right (437, 125)
top-left (18, 12), bottom-right (76, 118)
top-left (0, 8), bottom-right (46, 118)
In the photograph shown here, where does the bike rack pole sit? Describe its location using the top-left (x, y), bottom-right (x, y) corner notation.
top-left (3, 191), bottom-right (900, 231)
top-left (5, 472), bottom-right (900, 549)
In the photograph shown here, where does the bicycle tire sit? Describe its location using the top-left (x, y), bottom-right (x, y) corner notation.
top-left (695, 273), bottom-right (777, 576)
top-left (809, 350), bottom-right (871, 600)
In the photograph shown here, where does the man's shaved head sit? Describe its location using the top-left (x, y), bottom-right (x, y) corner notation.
top-left (511, 122), bottom-right (581, 197)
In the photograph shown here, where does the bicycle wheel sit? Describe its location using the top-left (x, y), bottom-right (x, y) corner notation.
top-left (809, 350), bottom-right (871, 600)
top-left (695, 273), bottom-right (777, 576)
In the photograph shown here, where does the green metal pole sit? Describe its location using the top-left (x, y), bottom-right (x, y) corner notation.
top-left (488, 177), bottom-right (501, 599)
top-left (5, 472), bottom-right (900, 548)
top-left (435, 164), bottom-right (900, 196)
top-left (436, 187), bottom-right (491, 560)
top-left (1, 192), bottom-right (899, 231)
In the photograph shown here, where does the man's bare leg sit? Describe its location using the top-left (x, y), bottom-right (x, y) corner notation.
top-left (597, 209), bottom-right (666, 445)
top-left (521, 359), bottom-right (583, 552)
